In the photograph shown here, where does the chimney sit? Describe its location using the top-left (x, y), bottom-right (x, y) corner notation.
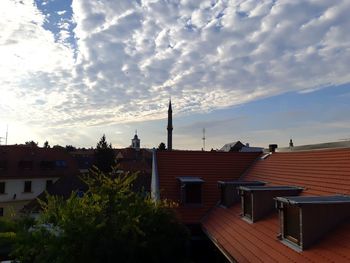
top-left (269, 144), bottom-right (278, 153)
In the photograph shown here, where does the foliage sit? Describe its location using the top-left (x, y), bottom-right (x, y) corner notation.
top-left (24, 141), bottom-right (38, 147)
top-left (94, 134), bottom-right (115, 173)
top-left (65, 145), bottom-right (76, 152)
top-left (43, 141), bottom-right (50, 148)
top-left (158, 142), bottom-right (166, 151)
top-left (12, 167), bottom-right (190, 263)
top-left (0, 218), bottom-right (17, 260)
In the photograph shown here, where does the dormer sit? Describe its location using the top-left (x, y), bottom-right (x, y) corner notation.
top-left (177, 177), bottom-right (204, 206)
top-left (238, 186), bottom-right (303, 223)
top-left (218, 181), bottom-right (265, 208)
top-left (275, 195), bottom-right (350, 251)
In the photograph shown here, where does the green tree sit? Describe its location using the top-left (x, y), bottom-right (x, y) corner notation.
top-left (12, 168), bottom-right (189, 263)
top-left (24, 141), bottom-right (38, 147)
top-left (158, 142), bottom-right (166, 151)
top-left (94, 134), bottom-right (115, 173)
top-left (43, 141), bottom-right (50, 148)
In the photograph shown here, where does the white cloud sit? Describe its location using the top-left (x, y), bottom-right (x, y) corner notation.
top-left (1, 0), bottom-right (350, 145)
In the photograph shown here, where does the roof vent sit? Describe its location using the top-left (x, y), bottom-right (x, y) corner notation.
top-left (238, 186), bottom-right (303, 223)
top-left (218, 181), bottom-right (265, 208)
top-left (275, 195), bottom-right (350, 251)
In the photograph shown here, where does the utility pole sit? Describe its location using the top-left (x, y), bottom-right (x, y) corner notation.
top-left (5, 125), bottom-right (8, 145)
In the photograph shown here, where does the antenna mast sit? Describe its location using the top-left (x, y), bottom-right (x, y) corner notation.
top-left (202, 128), bottom-right (206, 151)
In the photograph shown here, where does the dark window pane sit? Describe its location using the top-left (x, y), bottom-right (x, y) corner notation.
top-left (0, 161), bottom-right (7, 170)
top-left (185, 183), bottom-right (202, 204)
top-left (46, 180), bottom-right (53, 189)
top-left (24, 181), bottom-right (32, 193)
top-left (0, 182), bottom-right (5, 194)
top-left (284, 205), bottom-right (300, 244)
top-left (19, 161), bottom-right (33, 170)
top-left (243, 192), bottom-right (252, 219)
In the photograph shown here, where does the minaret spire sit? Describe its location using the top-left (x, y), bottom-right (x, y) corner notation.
top-left (167, 99), bottom-right (173, 151)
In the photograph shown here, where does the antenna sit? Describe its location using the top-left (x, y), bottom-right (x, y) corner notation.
top-left (202, 128), bottom-right (206, 151)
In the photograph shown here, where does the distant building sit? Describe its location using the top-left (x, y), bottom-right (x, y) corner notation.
top-left (0, 145), bottom-right (78, 217)
top-left (277, 140), bottom-right (350, 152)
top-left (131, 131), bottom-right (140, 151)
top-left (220, 141), bottom-right (263, 152)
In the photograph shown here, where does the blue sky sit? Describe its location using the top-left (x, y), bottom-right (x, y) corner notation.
top-left (0, 0), bottom-right (350, 150)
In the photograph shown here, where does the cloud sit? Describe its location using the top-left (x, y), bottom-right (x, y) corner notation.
top-left (1, 0), bottom-right (350, 136)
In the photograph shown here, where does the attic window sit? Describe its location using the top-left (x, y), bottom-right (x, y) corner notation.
top-left (276, 195), bottom-right (350, 251)
top-left (218, 181), bottom-right (265, 208)
top-left (177, 177), bottom-right (204, 205)
top-left (19, 161), bottom-right (33, 170)
top-left (238, 186), bottom-right (303, 223)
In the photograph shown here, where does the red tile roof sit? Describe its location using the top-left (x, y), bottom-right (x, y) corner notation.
top-left (156, 150), bottom-right (261, 224)
top-left (202, 148), bottom-right (350, 262)
top-left (0, 145), bottom-right (79, 179)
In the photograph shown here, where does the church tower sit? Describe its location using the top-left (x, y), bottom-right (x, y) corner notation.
top-left (167, 100), bottom-right (173, 151)
top-left (131, 130), bottom-right (140, 151)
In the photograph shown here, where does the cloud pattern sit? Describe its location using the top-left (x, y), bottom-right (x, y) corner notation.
top-left (1, 0), bottom-right (350, 130)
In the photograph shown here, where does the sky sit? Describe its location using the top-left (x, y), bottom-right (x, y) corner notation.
top-left (0, 0), bottom-right (350, 150)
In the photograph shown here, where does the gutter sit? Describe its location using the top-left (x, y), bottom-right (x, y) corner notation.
top-left (201, 226), bottom-right (237, 263)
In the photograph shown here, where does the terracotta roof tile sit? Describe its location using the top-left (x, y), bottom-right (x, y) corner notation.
top-left (202, 148), bottom-right (350, 262)
top-left (157, 150), bottom-right (261, 223)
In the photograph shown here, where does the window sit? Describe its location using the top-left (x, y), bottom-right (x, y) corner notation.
top-left (55, 160), bottom-right (67, 168)
top-left (19, 161), bottom-right (33, 170)
top-left (0, 160), bottom-right (7, 170)
top-left (243, 191), bottom-right (252, 219)
top-left (0, 182), bottom-right (5, 194)
top-left (24, 181), bottom-right (32, 193)
top-left (284, 205), bottom-right (300, 245)
top-left (177, 177), bottom-right (204, 205)
top-left (238, 186), bottom-right (303, 223)
top-left (0, 208), bottom-right (3, 217)
top-left (40, 161), bottom-right (55, 170)
top-left (46, 180), bottom-right (53, 189)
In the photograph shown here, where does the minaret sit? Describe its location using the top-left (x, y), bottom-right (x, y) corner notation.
top-left (167, 100), bottom-right (173, 151)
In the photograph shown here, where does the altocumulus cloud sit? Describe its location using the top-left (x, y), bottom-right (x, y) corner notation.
top-left (1, 0), bottom-right (350, 129)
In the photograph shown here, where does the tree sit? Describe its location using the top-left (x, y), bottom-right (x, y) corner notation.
top-left (43, 141), bottom-right (50, 148)
top-left (65, 145), bottom-right (76, 152)
top-left (158, 142), bottom-right (166, 151)
top-left (94, 134), bottom-right (115, 173)
top-left (12, 168), bottom-right (189, 263)
top-left (24, 141), bottom-right (38, 147)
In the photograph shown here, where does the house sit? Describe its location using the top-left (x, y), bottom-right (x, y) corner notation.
top-left (0, 145), bottom-right (79, 217)
top-left (151, 150), bottom-right (261, 224)
top-left (202, 147), bottom-right (350, 262)
top-left (153, 146), bottom-right (350, 262)
top-left (220, 141), bottom-right (263, 153)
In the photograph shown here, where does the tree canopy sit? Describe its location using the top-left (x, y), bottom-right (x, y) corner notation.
top-left (94, 134), bottom-right (115, 173)
top-left (158, 142), bottom-right (166, 151)
top-left (12, 168), bottom-right (189, 263)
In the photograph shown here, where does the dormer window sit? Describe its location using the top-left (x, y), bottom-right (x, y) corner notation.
top-left (177, 177), bottom-right (204, 205)
top-left (218, 181), bottom-right (265, 208)
top-left (275, 195), bottom-right (350, 251)
top-left (238, 186), bottom-right (303, 223)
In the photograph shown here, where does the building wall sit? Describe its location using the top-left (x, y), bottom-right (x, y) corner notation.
top-left (0, 177), bottom-right (59, 217)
